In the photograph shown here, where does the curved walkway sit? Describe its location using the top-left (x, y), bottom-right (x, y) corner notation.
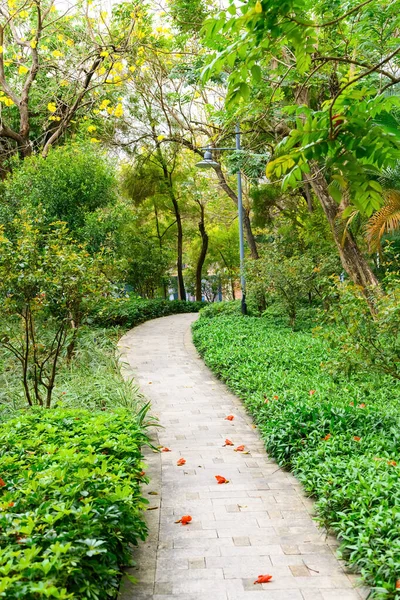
top-left (118, 314), bottom-right (367, 600)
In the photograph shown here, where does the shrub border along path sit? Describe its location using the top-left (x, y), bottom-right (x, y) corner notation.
top-left (118, 313), bottom-right (367, 600)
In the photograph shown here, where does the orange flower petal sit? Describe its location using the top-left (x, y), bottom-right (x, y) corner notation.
top-left (254, 574), bottom-right (273, 584)
top-left (235, 445), bottom-right (245, 452)
top-left (358, 403), bottom-right (366, 409)
top-left (215, 475), bottom-right (229, 484)
top-left (161, 447), bottom-right (171, 452)
top-left (309, 390), bottom-right (316, 396)
top-left (224, 439), bottom-right (234, 446)
top-left (180, 515), bottom-right (192, 525)
top-left (0, 478), bottom-right (5, 487)
top-left (273, 395), bottom-right (279, 400)
top-left (388, 460), bottom-right (397, 466)
top-left (396, 579), bottom-right (400, 589)
top-left (323, 434), bottom-right (331, 441)
top-left (177, 458), bottom-right (186, 466)
top-left (225, 415), bottom-right (234, 421)
top-left (353, 436), bottom-right (361, 442)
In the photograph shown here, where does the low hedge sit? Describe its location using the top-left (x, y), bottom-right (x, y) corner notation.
top-left (90, 296), bottom-right (206, 329)
top-left (0, 409), bottom-right (150, 599)
top-left (192, 309), bottom-right (400, 599)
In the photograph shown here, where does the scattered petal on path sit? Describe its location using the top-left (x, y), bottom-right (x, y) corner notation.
top-left (177, 458), bottom-right (186, 466)
top-left (175, 515), bottom-right (192, 525)
top-left (225, 415), bottom-right (234, 421)
top-left (254, 574), bottom-right (273, 585)
top-left (224, 439), bottom-right (234, 446)
top-left (215, 475), bottom-right (229, 484)
top-left (161, 447), bottom-right (171, 452)
top-left (234, 445), bottom-right (245, 452)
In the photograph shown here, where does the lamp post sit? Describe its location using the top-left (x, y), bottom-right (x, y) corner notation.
top-left (195, 124), bottom-right (247, 315)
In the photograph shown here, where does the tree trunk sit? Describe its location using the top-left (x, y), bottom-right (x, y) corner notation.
top-left (170, 193), bottom-right (186, 300)
top-left (214, 165), bottom-right (259, 259)
top-left (308, 164), bottom-right (379, 291)
top-left (195, 205), bottom-right (209, 301)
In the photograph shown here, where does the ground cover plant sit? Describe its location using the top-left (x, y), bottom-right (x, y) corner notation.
top-left (0, 409), bottom-right (151, 599)
top-left (91, 296), bottom-right (205, 329)
top-left (192, 307), bottom-right (400, 599)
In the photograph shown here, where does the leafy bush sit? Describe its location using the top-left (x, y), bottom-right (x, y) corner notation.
top-left (91, 296), bottom-right (206, 329)
top-left (198, 300), bottom-right (242, 319)
top-left (0, 212), bottom-right (109, 407)
top-left (192, 313), bottom-right (400, 599)
top-left (322, 278), bottom-right (400, 381)
top-left (0, 408), bottom-right (150, 599)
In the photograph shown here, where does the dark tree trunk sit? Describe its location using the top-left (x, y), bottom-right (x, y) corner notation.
top-left (195, 205), bottom-right (209, 301)
top-left (308, 164), bottom-right (379, 292)
top-left (170, 193), bottom-right (186, 300)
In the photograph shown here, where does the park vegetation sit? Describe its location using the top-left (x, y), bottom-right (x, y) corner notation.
top-left (0, 0), bottom-right (399, 597)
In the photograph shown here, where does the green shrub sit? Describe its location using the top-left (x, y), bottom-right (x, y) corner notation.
top-left (0, 408), bottom-right (150, 599)
top-left (91, 296), bottom-right (206, 329)
top-left (198, 300), bottom-right (242, 319)
top-left (192, 313), bottom-right (400, 599)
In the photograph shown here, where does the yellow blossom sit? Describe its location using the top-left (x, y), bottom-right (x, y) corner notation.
top-left (255, 0), bottom-right (262, 12)
top-left (87, 125), bottom-right (97, 132)
top-left (113, 61), bottom-right (124, 72)
top-left (97, 67), bottom-right (106, 75)
top-left (19, 10), bottom-right (29, 18)
top-left (57, 34), bottom-right (64, 42)
top-left (100, 50), bottom-right (109, 57)
top-left (47, 102), bottom-right (57, 113)
top-left (49, 115), bottom-right (61, 121)
top-left (157, 135), bottom-right (165, 141)
top-left (66, 39), bottom-right (74, 47)
top-left (18, 65), bottom-right (29, 75)
top-left (0, 46), bottom-right (3, 54)
top-left (90, 137), bottom-right (100, 143)
top-left (128, 65), bottom-right (136, 72)
top-left (4, 97), bottom-right (14, 106)
top-left (99, 99), bottom-right (110, 110)
top-left (114, 103), bottom-right (123, 117)
top-left (30, 40), bottom-right (37, 49)
top-left (107, 107), bottom-right (114, 114)
top-left (52, 50), bottom-right (63, 59)
top-left (60, 79), bottom-right (69, 87)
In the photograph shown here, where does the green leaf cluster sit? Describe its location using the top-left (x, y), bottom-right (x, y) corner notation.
top-left (0, 409), bottom-right (150, 599)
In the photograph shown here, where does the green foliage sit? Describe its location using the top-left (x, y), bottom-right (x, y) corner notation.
top-left (0, 211), bottom-right (109, 407)
top-left (322, 278), bottom-right (400, 381)
top-left (198, 300), bottom-right (242, 319)
top-left (3, 145), bottom-right (116, 234)
top-left (0, 408), bottom-right (150, 599)
top-left (192, 311), bottom-right (400, 598)
top-left (90, 296), bottom-right (205, 329)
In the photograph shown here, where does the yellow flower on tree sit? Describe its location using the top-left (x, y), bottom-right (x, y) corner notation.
top-left (100, 50), bottom-right (109, 57)
top-left (90, 138), bottom-right (101, 143)
top-left (87, 125), bottom-right (97, 132)
top-left (19, 10), bottom-right (29, 18)
top-left (52, 50), bottom-right (63, 59)
top-left (4, 97), bottom-right (14, 106)
top-left (99, 99), bottom-right (110, 110)
top-left (18, 65), bottom-right (29, 75)
top-left (30, 40), bottom-right (37, 49)
top-left (47, 102), bottom-right (57, 113)
top-left (66, 39), bottom-right (74, 47)
top-left (114, 103), bottom-right (123, 118)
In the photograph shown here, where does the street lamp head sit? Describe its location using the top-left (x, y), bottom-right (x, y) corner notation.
top-left (195, 149), bottom-right (220, 170)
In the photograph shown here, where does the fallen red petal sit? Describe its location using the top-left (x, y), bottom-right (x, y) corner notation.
top-left (180, 515), bottom-right (192, 525)
top-left (225, 415), bottom-right (234, 421)
top-left (254, 574), bottom-right (273, 584)
top-left (215, 475), bottom-right (229, 484)
top-left (324, 434), bottom-right (331, 441)
top-left (309, 390), bottom-right (316, 396)
top-left (396, 579), bottom-right (400, 589)
top-left (358, 403), bottom-right (366, 409)
top-left (0, 478), bottom-right (5, 487)
top-left (353, 436), bottom-right (361, 442)
top-left (235, 445), bottom-right (245, 452)
top-left (388, 460), bottom-right (397, 466)
top-left (177, 458), bottom-right (186, 466)
top-left (273, 395), bottom-right (279, 400)
top-left (161, 447), bottom-right (171, 452)
top-left (224, 439), bottom-right (234, 446)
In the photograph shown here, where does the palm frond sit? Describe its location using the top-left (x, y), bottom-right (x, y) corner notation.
top-left (366, 190), bottom-right (400, 251)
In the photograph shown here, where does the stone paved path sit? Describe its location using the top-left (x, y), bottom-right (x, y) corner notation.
top-left (118, 314), bottom-right (367, 600)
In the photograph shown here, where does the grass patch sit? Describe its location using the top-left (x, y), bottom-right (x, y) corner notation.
top-left (192, 310), bottom-right (400, 599)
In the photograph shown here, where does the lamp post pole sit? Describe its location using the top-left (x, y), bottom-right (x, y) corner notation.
top-left (235, 123), bottom-right (247, 315)
top-left (195, 125), bottom-right (247, 315)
